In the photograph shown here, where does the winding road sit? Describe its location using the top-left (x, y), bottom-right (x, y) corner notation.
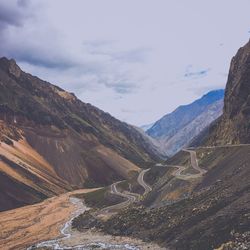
top-left (182, 149), bottom-right (207, 175)
top-left (160, 149), bottom-right (207, 180)
top-left (179, 144), bottom-right (250, 178)
top-left (137, 169), bottom-right (152, 194)
top-left (100, 182), bottom-right (138, 213)
top-left (188, 143), bottom-right (250, 150)
top-left (100, 169), bottom-right (152, 214)
top-left (25, 170), bottom-right (157, 249)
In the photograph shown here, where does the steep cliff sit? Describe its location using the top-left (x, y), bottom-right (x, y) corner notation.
top-left (207, 40), bottom-right (250, 145)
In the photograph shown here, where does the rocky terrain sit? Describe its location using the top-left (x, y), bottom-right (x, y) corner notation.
top-left (99, 145), bottom-right (250, 250)
top-left (205, 41), bottom-right (250, 145)
top-left (0, 57), bottom-right (161, 211)
top-left (74, 40), bottom-right (250, 250)
top-left (1, 37), bottom-right (250, 250)
top-left (147, 89), bottom-right (224, 156)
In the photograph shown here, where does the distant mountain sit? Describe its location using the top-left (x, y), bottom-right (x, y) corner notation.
top-left (0, 57), bottom-right (161, 211)
top-left (140, 123), bottom-right (154, 131)
top-left (146, 89), bottom-right (224, 156)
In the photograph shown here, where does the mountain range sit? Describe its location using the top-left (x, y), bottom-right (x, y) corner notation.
top-left (97, 40), bottom-right (250, 250)
top-left (145, 89), bottom-right (224, 156)
top-left (1, 37), bottom-right (250, 250)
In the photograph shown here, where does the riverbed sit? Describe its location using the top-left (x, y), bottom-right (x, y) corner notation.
top-left (27, 197), bottom-right (164, 250)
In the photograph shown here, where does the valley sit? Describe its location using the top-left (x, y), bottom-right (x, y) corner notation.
top-left (0, 169), bottom-right (164, 250)
top-left (0, 33), bottom-right (250, 250)
top-left (70, 36), bottom-right (250, 248)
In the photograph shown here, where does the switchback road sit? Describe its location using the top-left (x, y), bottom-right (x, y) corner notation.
top-left (101, 169), bottom-right (152, 213)
top-left (158, 149), bottom-right (207, 180)
top-left (137, 168), bottom-right (152, 195)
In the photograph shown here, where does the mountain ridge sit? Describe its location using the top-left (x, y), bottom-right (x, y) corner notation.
top-left (0, 57), bottom-right (161, 211)
top-left (146, 89), bottom-right (224, 155)
top-left (90, 40), bottom-right (250, 250)
top-left (205, 40), bottom-right (250, 145)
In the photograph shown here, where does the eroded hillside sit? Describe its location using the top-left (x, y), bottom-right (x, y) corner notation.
top-left (0, 57), bottom-right (161, 211)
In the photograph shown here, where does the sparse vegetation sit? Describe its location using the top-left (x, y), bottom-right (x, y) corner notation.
top-left (73, 187), bottom-right (126, 209)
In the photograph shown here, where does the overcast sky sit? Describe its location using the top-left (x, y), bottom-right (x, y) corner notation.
top-left (0, 0), bottom-right (250, 126)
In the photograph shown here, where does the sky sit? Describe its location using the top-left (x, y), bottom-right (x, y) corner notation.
top-left (0, 0), bottom-right (250, 126)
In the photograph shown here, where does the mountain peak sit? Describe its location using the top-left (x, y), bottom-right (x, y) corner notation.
top-left (201, 89), bottom-right (224, 99)
top-left (0, 57), bottom-right (21, 78)
top-left (147, 89), bottom-right (224, 155)
top-left (206, 40), bottom-right (250, 145)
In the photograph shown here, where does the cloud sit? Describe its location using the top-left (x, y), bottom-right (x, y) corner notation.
top-left (17, 0), bottom-right (30, 8)
top-left (82, 40), bottom-right (115, 51)
top-left (121, 108), bottom-right (135, 113)
top-left (183, 65), bottom-right (211, 79)
top-left (111, 48), bottom-right (151, 63)
top-left (0, 0), bottom-right (33, 32)
top-left (82, 40), bottom-right (151, 64)
top-left (5, 47), bottom-right (80, 70)
top-left (105, 80), bottom-right (138, 94)
top-left (1, 0), bottom-right (241, 126)
top-left (0, 3), bottom-right (146, 96)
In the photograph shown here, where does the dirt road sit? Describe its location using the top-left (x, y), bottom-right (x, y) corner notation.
top-left (159, 149), bottom-right (207, 180)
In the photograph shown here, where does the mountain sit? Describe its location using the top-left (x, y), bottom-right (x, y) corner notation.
top-left (146, 89), bottom-right (224, 156)
top-left (94, 41), bottom-right (250, 249)
top-left (205, 41), bottom-right (250, 145)
top-left (140, 122), bottom-right (154, 131)
top-left (0, 57), bottom-right (161, 211)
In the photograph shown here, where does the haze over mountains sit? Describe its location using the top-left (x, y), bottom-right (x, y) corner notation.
top-left (145, 89), bottom-right (224, 156)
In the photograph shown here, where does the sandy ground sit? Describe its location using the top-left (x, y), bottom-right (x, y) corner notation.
top-left (0, 189), bottom-right (95, 250)
top-left (0, 189), bottom-right (166, 250)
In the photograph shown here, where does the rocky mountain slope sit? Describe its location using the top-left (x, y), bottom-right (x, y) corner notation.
top-left (0, 57), bottom-right (161, 211)
top-left (103, 146), bottom-right (250, 250)
top-left (206, 40), bottom-right (250, 145)
top-left (93, 41), bottom-right (250, 249)
top-left (146, 89), bottom-right (224, 156)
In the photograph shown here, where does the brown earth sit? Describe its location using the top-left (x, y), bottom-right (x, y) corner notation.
top-left (0, 188), bottom-right (97, 250)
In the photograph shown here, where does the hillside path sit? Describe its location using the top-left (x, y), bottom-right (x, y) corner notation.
top-left (158, 149), bottom-right (207, 180)
top-left (137, 168), bottom-right (152, 194)
top-left (100, 169), bottom-right (152, 213)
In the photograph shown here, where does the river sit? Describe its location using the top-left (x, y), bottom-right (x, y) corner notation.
top-left (27, 197), bottom-right (139, 250)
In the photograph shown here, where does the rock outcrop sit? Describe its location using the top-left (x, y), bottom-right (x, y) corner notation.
top-left (207, 40), bottom-right (250, 145)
